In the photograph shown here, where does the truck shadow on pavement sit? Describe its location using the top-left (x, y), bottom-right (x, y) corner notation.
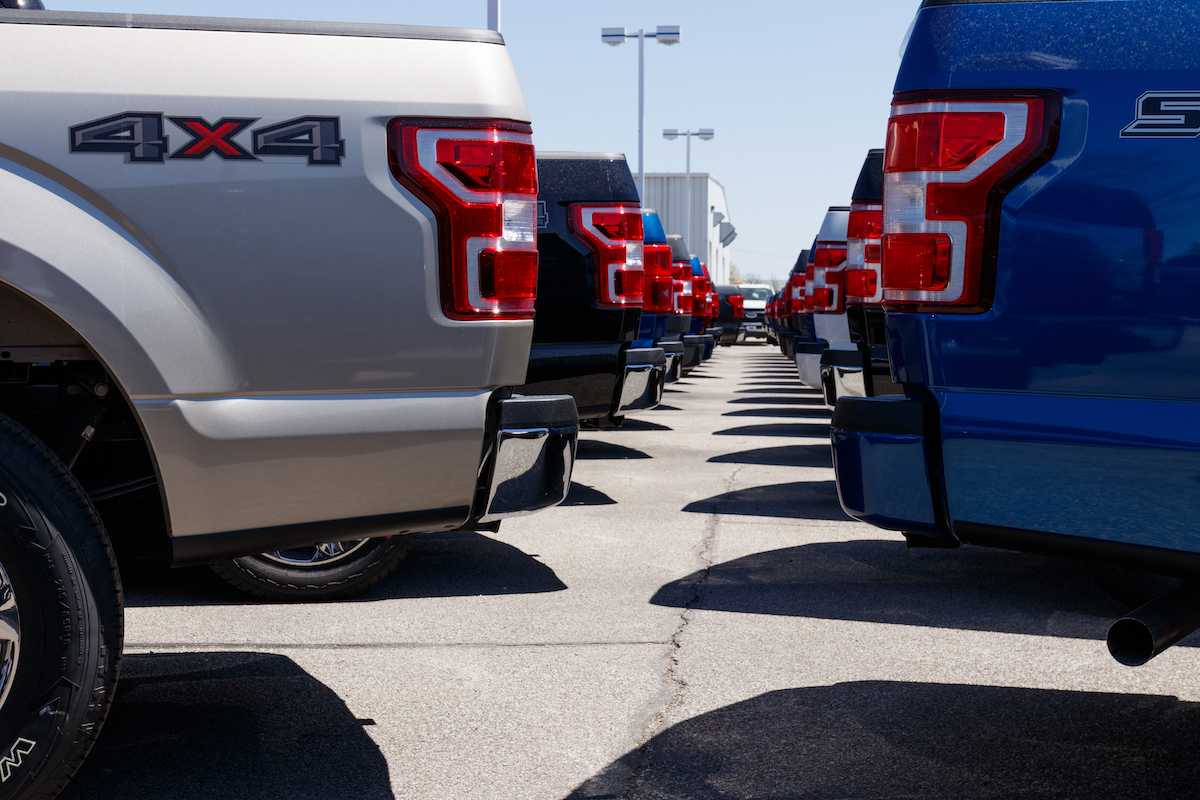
top-left (734, 386), bottom-right (815, 394)
top-left (121, 530), bottom-right (568, 607)
top-left (708, 444), bottom-right (833, 468)
top-left (727, 395), bottom-right (826, 405)
top-left (682, 480), bottom-right (846, 521)
top-left (613, 418), bottom-right (673, 432)
top-left (60, 652), bottom-right (395, 800)
top-left (738, 382), bottom-right (808, 389)
top-left (575, 439), bottom-right (651, 460)
top-left (722, 407), bottom-right (831, 419)
top-left (713, 422), bottom-right (832, 438)
top-left (647, 538), bottom-right (1164, 642)
top-left (562, 482), bottom-right (617, 506)
top-left (567, 681), bottom-right (1200, 800)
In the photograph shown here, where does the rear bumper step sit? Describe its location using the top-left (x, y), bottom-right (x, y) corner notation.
top-left (829, 395), bottom-right (941, 536)
top-left (617, 347), bottom-right (666, 413)
top-left (477, 394), bottom-right (578, 523)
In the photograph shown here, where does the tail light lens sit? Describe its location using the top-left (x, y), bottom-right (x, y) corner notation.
top-left (692, 275), bottom-right (709, 316)
top-left (803, 263), bottom-right (817, 312)
top-left (811, 243), bottom-right (848, 314)
top-left (643, 243), bottom-right (674, 313)
top-left (882, 92), bottom-right (1058, 312)
top-left (731, 295), bottom-right (745, 319)
top-left (845, 203), bottom-right (884, 305)
top-left (789, 272), bottom-right (804, 314)
top-left (671, 262), bottom-right (693, 315)
top-left (709, 290), bottom-right (719, 319)
top-left (571, 205), bottom-right (644, 306)
top-left (388, 118), bottom-right (538, 320)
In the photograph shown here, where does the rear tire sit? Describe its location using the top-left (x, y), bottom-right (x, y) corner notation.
top-left (0, 412), bottom-right (122, 800)
top-left (210, 534), bottom-right (419, 601)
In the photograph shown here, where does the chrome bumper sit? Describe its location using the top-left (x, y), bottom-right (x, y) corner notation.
top-left (820, 349), bottom-right (866, 410)
top-left (657, 340), bottom-right (685, 383)
top-left (617, 347), bottom-right (666, 413)
top-left (478, 395), bottom-right (578, 523)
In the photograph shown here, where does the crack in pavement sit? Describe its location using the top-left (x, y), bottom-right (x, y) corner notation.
top-left (621, 460), bottom-right (743, 799)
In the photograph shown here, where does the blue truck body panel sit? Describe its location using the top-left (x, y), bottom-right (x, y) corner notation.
top-left (834, 0), bottom-right (1200, 564)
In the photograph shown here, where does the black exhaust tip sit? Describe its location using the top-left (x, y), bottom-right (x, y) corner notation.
top-left (1107, 617), bottom-right (1159, 667)
top-left (1106, 581), bottom-right (1200, 667)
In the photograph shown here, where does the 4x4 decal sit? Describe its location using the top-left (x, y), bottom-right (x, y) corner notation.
top-left (69, 112), bottom-right (170, 163)
top-left (168, 116), bottom-right (257, 160)
top-left (69, 112), bottom-right (346, 165)
top-left (1121, 92), bottom-right (1200, 138)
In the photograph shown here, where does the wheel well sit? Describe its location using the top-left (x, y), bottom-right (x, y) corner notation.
top-left (0, 284), bottom-right (168, 564)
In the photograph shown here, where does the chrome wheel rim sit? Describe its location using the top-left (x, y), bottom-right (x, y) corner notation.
top-left (259, 539), bottom-right (370, 567)
top-left (0, 560), bottom-right (19, 713)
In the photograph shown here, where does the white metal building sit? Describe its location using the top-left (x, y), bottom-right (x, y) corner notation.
top-left (643, 173), bottom-right (737, 285)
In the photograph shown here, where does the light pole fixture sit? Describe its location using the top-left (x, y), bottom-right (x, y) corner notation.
top-left (601, 24), bottom-right (681, 200)
top-left (663, 128), bottom-right (714, 254)
top-left (488, 0), bottom-right (500, 32)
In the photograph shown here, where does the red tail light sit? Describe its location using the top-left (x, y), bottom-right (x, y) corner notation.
top-left (803, 263), bottom-right (817, 312)
top-left (643, 243), bottom-right (674, 313)
top-left (882, 92), bottom-right (1058, 312)
top-left (671, 262), bottom-right (693, 316)
top-left (788, 272), bottom-right (804, 316)
top-left (845, 204), bottom-right (884, 305)
top-left (388, 118), bottom-right (538, 320)
top-left (571, 205), bottom-right (644, 306)
top-left (811, 243), bottom-right (848, 314)
top-left (692, 275), bottom-right (709, 316)
top-left (731, 294), bottom-right (745, 319)
top-left (709, 290), bottom-right (719, 320)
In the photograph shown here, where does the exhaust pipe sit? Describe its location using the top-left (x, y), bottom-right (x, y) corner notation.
top-left (1107, 580), bottom-right (1200, 666)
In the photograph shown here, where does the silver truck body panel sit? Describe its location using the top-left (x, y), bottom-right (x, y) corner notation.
top-left (135, 391), bottom-right (488, 538)
top-left (0, 15), bottom-right (535, 540)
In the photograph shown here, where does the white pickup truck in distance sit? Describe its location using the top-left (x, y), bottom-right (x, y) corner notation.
top-left (0, 7), bottom-right (576, 798)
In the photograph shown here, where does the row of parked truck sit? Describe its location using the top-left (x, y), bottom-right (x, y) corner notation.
top-left (764, 0), bottom-right (1200, 677)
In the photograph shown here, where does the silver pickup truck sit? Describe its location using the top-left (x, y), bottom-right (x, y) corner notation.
top-left (0, 7), bottom-right (576, 798)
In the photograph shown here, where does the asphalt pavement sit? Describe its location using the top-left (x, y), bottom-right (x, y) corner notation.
top-left (61, 343), bottom-right (1200, 800)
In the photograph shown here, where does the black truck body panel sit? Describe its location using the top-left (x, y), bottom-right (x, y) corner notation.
top-left (523, 153), bottom-right (653, 419)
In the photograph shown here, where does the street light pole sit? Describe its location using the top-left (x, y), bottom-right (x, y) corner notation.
top-left (662, 128), bottom-right (714, 255)
top-left (601, 25), bottom-right (681, 201)
top-left (487, 0), bottom-right (499, 32)
top-left (638, 30), bottom-right (644, 199)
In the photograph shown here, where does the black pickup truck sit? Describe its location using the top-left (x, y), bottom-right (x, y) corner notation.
top-left (522, 153), bottom-right (665, 426)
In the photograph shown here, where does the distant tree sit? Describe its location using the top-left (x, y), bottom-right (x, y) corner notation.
top-left (729, 263), bottom-right (744, 283)
top-left (743, 272), bottom-right (764, 284)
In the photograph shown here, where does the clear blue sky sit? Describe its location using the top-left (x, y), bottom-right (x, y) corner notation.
top-left (55, 0), bottom-right (921, 283)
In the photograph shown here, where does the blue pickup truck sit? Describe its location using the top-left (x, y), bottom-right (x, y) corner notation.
top-left (832, 0), bottom-right (1200, 666)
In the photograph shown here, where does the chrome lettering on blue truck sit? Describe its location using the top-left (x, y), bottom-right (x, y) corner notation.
top-left (1121, 91), bottom-right (1200, 138)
